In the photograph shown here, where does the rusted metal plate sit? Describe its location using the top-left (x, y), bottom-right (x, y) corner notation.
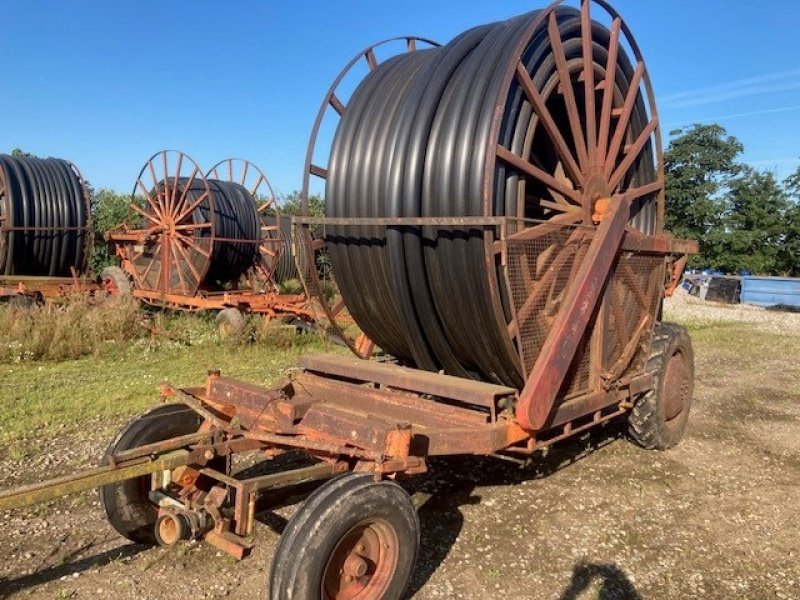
top-left (298, 354), bottom-right (516, 410)
top-left (298, 405), bottom-right (397, 451)
top-left (206, 377), bottom-right (286, 429)
top-left (620, 231), bottom-right (699, 255)
top-left (294, 372), bottom-right (489, 427)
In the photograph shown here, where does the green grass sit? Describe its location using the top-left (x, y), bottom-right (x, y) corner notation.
top-left (0, 304), bottom-right (343, 444)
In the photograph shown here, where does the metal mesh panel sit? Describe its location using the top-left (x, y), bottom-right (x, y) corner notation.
top-left (505, 224), bottom-right (592, 385)
top-left (603, 253), bottom-right (665, 375)
top-left (505, 223), bottom-right (666, 396)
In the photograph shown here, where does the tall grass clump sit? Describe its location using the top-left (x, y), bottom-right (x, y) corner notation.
top-left (0, 295), bottom-right (143, 362)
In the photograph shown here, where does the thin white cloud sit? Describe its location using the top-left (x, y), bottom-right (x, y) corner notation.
top-left (664, 103), bottom-right (800, 129)
top-left (661, 68), bottom-right (800, 108)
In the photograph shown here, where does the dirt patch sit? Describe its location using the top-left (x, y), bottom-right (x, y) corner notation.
top-left (1, 306), bottom-right (799, 599)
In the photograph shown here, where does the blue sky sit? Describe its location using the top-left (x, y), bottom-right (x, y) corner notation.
top-left (1, 0), bottom-right (798, 197)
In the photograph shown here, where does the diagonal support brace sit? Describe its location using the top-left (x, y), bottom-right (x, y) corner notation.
top-left (516, 194), bottom-right (631, 431)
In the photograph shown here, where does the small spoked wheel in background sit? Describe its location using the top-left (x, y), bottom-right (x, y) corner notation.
top-left (215, 307), bottom-right (246, 340)
top-left (99, 266), bottom-right (132, 297)
top-left (628, 322), bottom-right (695, 450)
top-left (269, 473), bottom-right (420, 600)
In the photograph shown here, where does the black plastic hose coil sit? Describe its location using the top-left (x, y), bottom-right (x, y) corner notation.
top-left (0, 154), bottom-right (88, 277)
top-left (326, 6), bottom-right (657, 386)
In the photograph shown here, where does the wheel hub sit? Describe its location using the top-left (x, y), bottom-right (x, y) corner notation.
top-left (323, 520), bottom-right (399, 600)
top-left (663, 350), bottom-right (690, 422)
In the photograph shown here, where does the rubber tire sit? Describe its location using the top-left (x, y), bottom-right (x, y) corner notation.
top-left (98, 404), bottom-right (204, 545)
top-left (215, 307), bottom-right (245, 339)
top-left (268, 473), bottom-right (420, 600)
top-left (628, 322), bottom-right (695, 450)
top-left (100, 266), bottom-right (132, 296)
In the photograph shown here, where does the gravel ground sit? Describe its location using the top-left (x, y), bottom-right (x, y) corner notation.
top-left (0, 296), bottom-right (799, 599)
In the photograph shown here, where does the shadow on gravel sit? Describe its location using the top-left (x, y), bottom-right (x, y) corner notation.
top-left (558, 562), bottom-right (642, 600)
top-left (406, 423), bottom-right (626, 597)
top-left (0, 542), bottom-right (146, 597)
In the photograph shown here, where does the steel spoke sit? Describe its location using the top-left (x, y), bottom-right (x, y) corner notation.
top-left (175, 190), bottom-right (210, 224)
top-left (251, 175), bottom-right (267, 197)
top-left (170, 242), bottom-right (188, 294)
top-left (161, 152), bottom-right (171, 215)
top-left (597, 18), bottom-right (621, 166)
top-left (365, 49), bottom-right (378, 71)
top-left (581, 0), bottom-right (597, 166)
top-left (136, 179), bottom-right (164, 220)
top-left (174, 222), bottom-right (212, 231)
top-left (172, 152), bottom-right (183, 209)
top-left (515, 63), bottom-right (583, 186)
top-left (174, 166), bottom-right (200, 219)
top-left (623, 179), bottom-right (663, 203)
top-left (497, 144), bottom-right (582, 204)
top-left (608, 116), bottom-right (658, 190)
top-left (140, 245), bottom-right (160, 284)
top-left (329, 94), bottom-right (346, 116)
top-left (130, 203), bottom-right (161, 226)
top-left (605, 62), bottom-right (645, 177)
top-left (180, 234), bottom-right (212, 258)
top-left (174, 238), bottom-right (202, 284)
top-left (548, 12), bottom-right (588, 170)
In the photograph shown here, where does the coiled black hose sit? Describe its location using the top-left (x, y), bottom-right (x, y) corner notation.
top-left (0, 155), bottom-right (88, 277)
top-left (326, 6), bottom-right (657, 386)
top-left (263, 215), bottom-right (297, 284)
top-left (132, 178), bottom-right (261, 291)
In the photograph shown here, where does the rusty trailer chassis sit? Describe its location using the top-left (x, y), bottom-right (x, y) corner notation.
top-left (0, 214), bottom-right (694, 563)
top-left (0, 272), bottom-right (106, 303)
top-left (0, 352), bottom-right (652, 559)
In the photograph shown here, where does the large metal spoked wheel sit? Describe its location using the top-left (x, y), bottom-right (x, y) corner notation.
top-left (299, 36), bottom-right (439, 360)
top-left (128, 150), bottom-right (215, 296)
top-left (98, 404), bottom-right (208, 545)
top-left (207, 158), bottom-right (283, 287)
top-left (628, 322), bottom-right (694, 450)
top-left (269, 474), bottom-right (420, 600)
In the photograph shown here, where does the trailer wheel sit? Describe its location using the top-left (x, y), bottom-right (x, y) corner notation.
top-left (98, 404), bottom-right (206, 545)
top-left (628, 322), bottom-right (695, 450)
top-left (99, 266), bottom-right (132, 296)
top-left (215, 307), bottom-right (245, 340)
top-left (269, 473), bottom-right (419, 600)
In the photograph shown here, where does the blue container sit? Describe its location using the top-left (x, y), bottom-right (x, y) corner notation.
top-left (740, 276), bottom-right (800, 308)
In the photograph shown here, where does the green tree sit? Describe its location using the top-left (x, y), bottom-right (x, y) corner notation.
top-left (782, 164), bottom-right (800, 276)
top-left (280, 191), bottom-right (325, 217)
top-left (10, 148), bottom-right (34, 157)
top-left (716, 168), bottom-right (790, 274)
top-left (89, 189), bottom-right (143, 273)
top-left (664, 124), bottom-right (743, 267)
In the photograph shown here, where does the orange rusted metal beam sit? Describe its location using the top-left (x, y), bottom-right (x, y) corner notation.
top-left (516, 195), bottom-right (631, 431)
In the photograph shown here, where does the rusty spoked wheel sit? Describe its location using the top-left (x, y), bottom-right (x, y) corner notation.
top-left (628, 322), bottom-right (694, 450)
top-left (269, 474), bottom-right (419, 600)
top-left (298, 36), bottom-right (439, 360)
top-left (322, 519), bottom-right (400, 599)
top-left (127, 150), bottom-right (215, 296)
top-left (207, 158), bottom-right (283, 286)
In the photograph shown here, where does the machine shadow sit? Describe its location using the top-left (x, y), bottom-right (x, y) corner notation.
top-left (0, 542), bottom-right (147, 596)
top-left (405, 422), bottom-right (627, 597)
top-left (558, 561), bottom-right (643, 600)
